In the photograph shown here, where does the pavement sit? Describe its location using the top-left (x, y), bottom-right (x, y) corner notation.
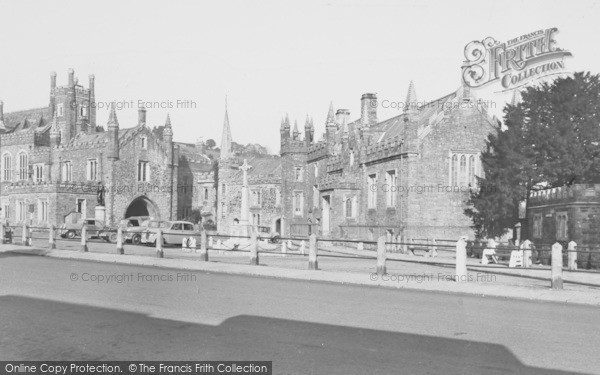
top-left (1, 255), bottom-right (599, 374)
top-left (1, 237), bottom-right (600, 307)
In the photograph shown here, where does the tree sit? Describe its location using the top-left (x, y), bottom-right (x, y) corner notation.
top-left (466, 72), bottom-right (600, 239)
top-left (205, 139), bottom-right (216, 149)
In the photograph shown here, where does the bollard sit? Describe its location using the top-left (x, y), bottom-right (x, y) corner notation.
top-left (551, 242), bottom-right (563, 289)
top-left (0, 222), bottom-right (5, 244)
top-left (567, 241), bottom-right (577, 271)
top-left (401, 234), bottom-right (408, 254)
top-left (281, 240), bottom-right (287, 254)
top-left (250, 228), bottom-right (259, 265)
top-left (377, 236), bottom-right (387, 276)
top-left (49, 224), bottom-right (56, 249)
top-left (80, 225), bottom-right (88, 252)
top-left (156, 229), bottom-right (164, 258)
top-left (357, 242), bottom-right (364, 251)
top-left (308, 234), bottom-right (318, 270)
top-left (22, 223), bottom-right (28, 246)
top-left (116, 227), bottom-right (124, 254)
top-left (208, 236), bottom-right (213, 248)
top-left (300, 240), bottom-right (306, 255)
top-left (521, 239), bottom-right (532, 268)
top-left (455, 236), bottom-right (468, 282)
top-left (199, 231), bottom-right (208, 261)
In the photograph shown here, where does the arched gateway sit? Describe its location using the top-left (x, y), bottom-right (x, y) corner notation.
top-left (124, 196), bottom-right (161, 219)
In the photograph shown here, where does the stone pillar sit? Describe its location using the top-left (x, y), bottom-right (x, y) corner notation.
top-left (308, 234), bottom-right (318, 270)
top-left (455, 237), bottom-right (468, 282)
top-left (95, 206), bottom-right (106, 223)
top-left (551, 242), bottom-right (563, 289)
top-left (250, 227), bottom-right (259, 265)
top-left (199, 230), bottom-right (208, 261)
top-left (21, 223), bottom-right (28, 246)
top-left (156, 229), bottom-right (164, 258)
top-left (116, 227), bottom-right (124, 254)
top-left (377, 236), bottom-right (387, 276)
top-left (281, 240), bottom-right (287, 254)
top-left (80, 225), bottom-right (88, 252)
top-left (567, 240), bottom-right (577, 271)
top-left (49, 224), bottom-right (56, 249)
top-left (238, 159), bottom-right (252, 237)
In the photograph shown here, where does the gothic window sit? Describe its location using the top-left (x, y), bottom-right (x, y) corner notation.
top-left (253, 213), bottom-right (261, 226)
top-left (62, 161), bottom-right (72, 182)
top-left (293, 191), bottom-right (303, 216)
top-left (313, 185), bottom-right (319, 208)
top-left (57, 103), bottom-right (64, 117)
top-left (533, 214), bottom-right (542, 239)
top-left (87, 159), bottom-right (98, 181)
top-left (556, 213), bottom-right (568, 240)
top-left (349, 151), bottom-right (355, 166)
top-left (275, 188), bottom-right (281, 206)
top-left (469, 155), bottom-right (475, 185)
top-left (451, 155), bottom-right (458, 186)
top-left (345, 198), bottom-right (353, 218)
top-left (18, 152), bottom-right (28, 180)
top-left (385, 170), bottom-right (397, 207)
top-left (368, 174), bottom-right (377, 209)
top-left (222, 183), bottom-right (226, 195)
top-left (294, 167), bottom-right (304, 182)
top-left (450, 152), bottom-right (480, 187)
top-left (137, 161), bottom-right (149, 182)
top-left (141, 137), bottom-right (147, 149)
top-left (204, 188), bottom-right (209, 201)
top-left (17, 201), bottom-right (27, 222)
top-left (34, 164), bottom-right (44, 182)
top-left (314, 163), bottom-right (319, 178)
top-left (252, 190), bottom-right (261, 206)
top-left (38, 199), bottom-right (49, 222)
top-left (459, 155), bottom-right (466, 185)
top-left (2, 153), bottom-right (12, 181)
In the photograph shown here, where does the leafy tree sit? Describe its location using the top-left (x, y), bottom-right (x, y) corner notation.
top-left (466, 72), bottom-right (600, 238)
top-left (205, 139), bottom-right (216, 149)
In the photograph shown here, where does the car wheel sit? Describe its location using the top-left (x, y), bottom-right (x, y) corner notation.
top-left (132, 234), bottom-right (141, 245)
top-left (108, 233), bottom-right (118, 243)
top-left (66, 230), bottom-right (76, 239)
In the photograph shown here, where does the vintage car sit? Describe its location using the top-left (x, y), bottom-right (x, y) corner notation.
top-left (59, 218), bottom-right (107, 239)
top-left (143, 220), bottom-right (199, 246)
top-left (99, 216), bottom-right (150, 243)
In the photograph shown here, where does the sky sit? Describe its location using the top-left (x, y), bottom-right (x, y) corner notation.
top-left (0, 0), bottom-right (599, 153)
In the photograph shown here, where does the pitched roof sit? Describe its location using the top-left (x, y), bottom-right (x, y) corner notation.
top-left (1, 107), bottom-right (51, 133)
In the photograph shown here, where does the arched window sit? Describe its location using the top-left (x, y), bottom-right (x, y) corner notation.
top-left (459, 155), bottom-right (466, 185)
top-left (451, 155), bottom-right (458, 186)
top-left (469, 155), bottom-right (476, 185)
top-left (2, 153), bottom-right (12, 181)
top-left (18, 152), bottom-right (28, 180)
top-left (345, 198), bottom-right (353, 218)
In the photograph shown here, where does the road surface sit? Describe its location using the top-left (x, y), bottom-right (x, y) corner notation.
top-left (0, 253), bottom-right (598, 374)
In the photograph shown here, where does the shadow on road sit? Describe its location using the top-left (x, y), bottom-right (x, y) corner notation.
top-left (0, 295), bottom-right (590, 375)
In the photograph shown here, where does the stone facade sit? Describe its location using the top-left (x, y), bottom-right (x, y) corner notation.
top-left (528, 184), bottom-right (600, 245)
top-left (280, 82), bottom-right (499, 240)
top-left (0, 70), bottom-right (215, 227)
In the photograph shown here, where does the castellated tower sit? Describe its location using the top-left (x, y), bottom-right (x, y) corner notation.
top-left (280, 113), bottom-right (313, 236)
top-left (50, 69), bottom-right (97, 144)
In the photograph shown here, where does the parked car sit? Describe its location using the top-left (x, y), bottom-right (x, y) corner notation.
top-left (140, 220), bottom-right (170, 245)
top-left (143, 220), bottom-right (199, 246)
top-left (257, 225), bottom-right (280, 243)
top-left (99, 216), bottom-right (150, 244)
top-left (60, 218), bottom-right (107, 239)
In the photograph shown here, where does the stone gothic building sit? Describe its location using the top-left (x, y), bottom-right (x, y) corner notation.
top-left (0, 70), bottom-right (216, 227)
top-left (279, 82), bottom-right (499, 240)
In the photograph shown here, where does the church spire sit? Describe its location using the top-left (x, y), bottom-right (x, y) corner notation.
top-left (326, 101), bottom-right (335, 125)
top-left (220, 97), bottom-right (233, 160)
top-left (404, 80), bottom-right (418, 112)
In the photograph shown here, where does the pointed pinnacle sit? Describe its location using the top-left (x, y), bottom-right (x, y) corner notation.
top-left (165, 113), bottom-right (172, 127)
top-left (107, 102), bottom-right (119, 128)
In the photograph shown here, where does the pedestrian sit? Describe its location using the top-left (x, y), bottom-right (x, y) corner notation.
top-left (482, 238), bottom-right (499, 265)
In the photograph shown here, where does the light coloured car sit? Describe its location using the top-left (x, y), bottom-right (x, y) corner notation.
top-left (142, 220), bottom-right (201, 246)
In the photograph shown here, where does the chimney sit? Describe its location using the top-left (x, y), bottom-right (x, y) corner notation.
top-left (335, 109), bottom-right (350, 127)
top-left (68, 68), bottom-right (75, 87)
top-left (138, 106), bottom-right (147, 126)
top-left (50, 71), bottom-right (57, 91)
top-left (88, 74), bottom-right (96, 131)
top-left (360, 93), bottom-right (377, 127)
